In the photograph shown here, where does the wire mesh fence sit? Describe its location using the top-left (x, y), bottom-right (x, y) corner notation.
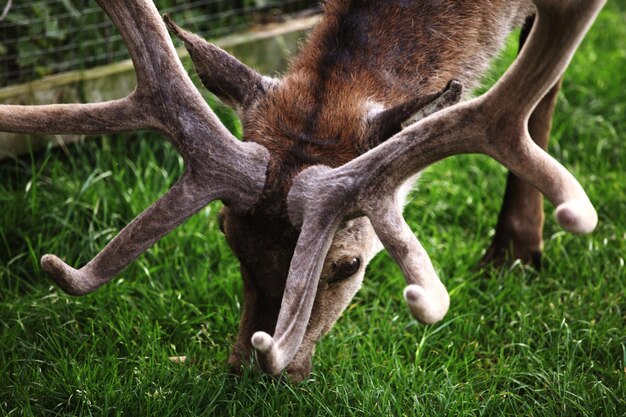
top-left (0, 0), bottom-right (319, 88)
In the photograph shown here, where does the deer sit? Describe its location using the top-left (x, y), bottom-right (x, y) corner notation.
top-left (0, 0), bottom-right (604, 381)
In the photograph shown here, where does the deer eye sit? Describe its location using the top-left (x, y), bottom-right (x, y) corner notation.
top-left (328, 256), bottom-right (361, 283)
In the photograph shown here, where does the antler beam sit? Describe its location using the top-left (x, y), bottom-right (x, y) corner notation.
top-left (253, 0), bottom-right (604, 375)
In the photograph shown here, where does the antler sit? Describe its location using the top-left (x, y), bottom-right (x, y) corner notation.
top-left (253, 0), bottom-right (604, 375)
top-left (0, 0), bottom-right (269, 295)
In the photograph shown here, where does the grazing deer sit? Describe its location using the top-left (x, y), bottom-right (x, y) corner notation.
top-left (0, 0), bottom-right (604, 380)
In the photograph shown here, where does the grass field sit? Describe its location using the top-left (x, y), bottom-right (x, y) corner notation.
top-left (1, 3), bottom-right (625, 416)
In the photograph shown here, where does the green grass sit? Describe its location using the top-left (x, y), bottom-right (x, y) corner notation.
top-left (1, 4), bottom-right (625, 417)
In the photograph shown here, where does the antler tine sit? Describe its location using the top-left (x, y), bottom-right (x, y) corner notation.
top-left (252, 166), bottom-right (346, 375)
top-left (364, 198), bottom-right (449, 324)
top-left (254, 0), bottom-right (606, 374)
top-left (40, 173), bottom-right (211, 295)
top-left (252, 215), bottom-right (343, 374)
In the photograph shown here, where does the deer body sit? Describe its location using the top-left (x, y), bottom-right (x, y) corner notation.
top-left (225, 0), bottom-right (535, 377)
top-left (0, 0), bottom-right (604, 381)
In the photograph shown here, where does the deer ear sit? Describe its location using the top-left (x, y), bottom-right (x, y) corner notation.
top-left (164, 15), bottom-right (275, 111)
top-left (368, 80), bottom-right (463, 146)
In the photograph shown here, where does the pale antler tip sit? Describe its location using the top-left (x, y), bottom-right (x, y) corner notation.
top-left (555, 200), bottom-right (598, 234)
top-left (251, 331), bottom-right (274, 353)
top-left (252, 331), bottom-right (285, 375)
top-left (403, 284), bottom-right (422, 303)
top-left (403, 284), bottom-right (449, 325)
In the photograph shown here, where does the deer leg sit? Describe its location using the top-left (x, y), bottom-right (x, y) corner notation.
top-left (482, 16), bottom-right (563, 268)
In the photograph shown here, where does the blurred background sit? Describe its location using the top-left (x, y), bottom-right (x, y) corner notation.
top-left (0, 0), bottom-right (318, 87)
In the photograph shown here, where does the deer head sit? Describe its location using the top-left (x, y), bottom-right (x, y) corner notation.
top-left (0, 0), bottom-right (604, 380)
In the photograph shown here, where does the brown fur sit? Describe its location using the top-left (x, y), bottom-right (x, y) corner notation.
top-left (244, 0), bottom-right (534, 206)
